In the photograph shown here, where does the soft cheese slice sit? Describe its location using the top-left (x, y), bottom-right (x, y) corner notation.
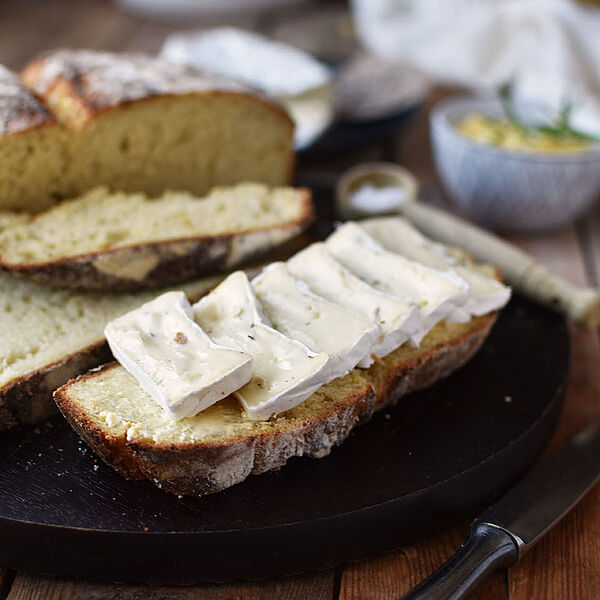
top-left (193, 271), bottom-right (329, 420)
top-left (326, 223), bottom-right (469, 344)
top-left (361, 217), bottom-right (511, 318)
top-left (287, 243), bottom-right (421, 364)
top-left (252, 262), bottom-right (382, 374)
top-left (105, 291), bottom-right (253, 420)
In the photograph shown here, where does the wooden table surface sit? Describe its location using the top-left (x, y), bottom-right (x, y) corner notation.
top-left (0, 1), bottom-right (598, 598)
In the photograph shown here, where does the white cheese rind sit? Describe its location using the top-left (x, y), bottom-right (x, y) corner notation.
top-left (193, 271), bottom-right (329, 421)
top-left (361, 217), bottom-right (511, 317)
top-left (287, 243), bottom-right (422, 364)
top-left (252, 262), bottom-right (382, 375)
top-left (104, 291), bottom-right (253, 420)
top-left (326, 223), bottom-right (469, 345)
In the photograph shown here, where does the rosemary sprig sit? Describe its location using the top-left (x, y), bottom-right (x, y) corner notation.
top-left (498, 84), bottom-right (599, 142)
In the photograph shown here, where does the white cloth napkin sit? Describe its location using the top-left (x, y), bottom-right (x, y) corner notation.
top-left (351, 0), bottom-right (600, 136)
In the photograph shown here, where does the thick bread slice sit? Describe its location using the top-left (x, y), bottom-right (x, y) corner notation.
top-left (54, 313), bottom-right (496, 496)
top-left (0, 273), bottom-right (224, 432)
top-left (12, 50), bottom-right (294, 212)
top-left (0, 184), bottom-right (314, 290)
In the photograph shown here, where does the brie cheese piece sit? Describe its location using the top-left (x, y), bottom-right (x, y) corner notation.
top-left (326, 223), bottom-right (469, 344)
top-left (361, 217), bottom-right (511, 317)
top-left (252, 262), bottom-right (382, 374)
top-left (105, 291), bottom-right (253, 420)
top-left (193, 271), bottom-right (329, 421)
top-left (287, 243), bottom-right (421, 364)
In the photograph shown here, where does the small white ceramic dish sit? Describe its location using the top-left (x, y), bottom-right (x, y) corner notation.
top-left (430, 97), bottom-right (600, 233)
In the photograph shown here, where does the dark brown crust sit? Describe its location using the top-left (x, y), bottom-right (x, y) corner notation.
top-left (0, 342), bottom-right (112, 432)
top-left (54, 314), bottom-right (496, 496)
top-left (0, 285), bottom-right (215, 433)
top-left (0, 190), bottom-right (314, 291)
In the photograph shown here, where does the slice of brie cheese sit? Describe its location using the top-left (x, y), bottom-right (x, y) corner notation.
top-left (361, 217), bottom-right (511, 318)
top-left (193, 271), bottom-right (329, 421)
top-left (326, 222), bottom-right (469, 344)
top-left (287, 243), bottom-right (421, 364)
top-left (105, 291), bottom-right (253, 420)
top-left (252, 262), bottom-right (382, 374)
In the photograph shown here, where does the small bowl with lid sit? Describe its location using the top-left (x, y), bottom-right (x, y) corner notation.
top-left (430, 97), bottom-right (600, 233)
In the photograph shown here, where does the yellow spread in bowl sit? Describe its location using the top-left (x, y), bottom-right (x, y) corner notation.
top-left (456, 113), bottom-right (594, 154)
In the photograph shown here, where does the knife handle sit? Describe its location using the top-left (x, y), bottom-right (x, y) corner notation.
top-left (400, 522), bottom-right (519, 600)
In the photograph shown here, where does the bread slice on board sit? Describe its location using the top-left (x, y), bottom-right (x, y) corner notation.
top-left (0, 184), bottom-right (314, 291)
top-left (0, 273), bottom-right (225, 432)
top-left (55, 313), bottom-right (496, 496)
top-left (0, 50), bottom-right (294, 213)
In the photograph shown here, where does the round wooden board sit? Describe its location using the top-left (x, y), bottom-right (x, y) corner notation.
top-left (0, 294), bottom-right (568, 584)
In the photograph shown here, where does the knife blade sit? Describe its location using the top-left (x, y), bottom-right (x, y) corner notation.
top-left (401, 417), bottom-right (600, 600)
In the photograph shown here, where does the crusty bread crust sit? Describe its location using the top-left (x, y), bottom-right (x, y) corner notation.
top-left (20, 51), bottom-right (292, 130)
top-left (0, 341), bottom-right (112, 431)
top-left (0, 190), bottom-right (314, 291)
top-left (54, 313), bottom-right (496, 496)
top-left (0, 64), bottom-right (54, 135)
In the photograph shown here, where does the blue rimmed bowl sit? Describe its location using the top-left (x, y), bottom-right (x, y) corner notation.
top-left (430, 97), bottom-right (600, 233)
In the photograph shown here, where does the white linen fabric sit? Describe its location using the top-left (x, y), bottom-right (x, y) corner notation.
top-left (351, 0), bottom-right (600, 135)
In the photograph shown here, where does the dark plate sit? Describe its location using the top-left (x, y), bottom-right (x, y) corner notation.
top-left (0, 294), bottom-right (568, 583)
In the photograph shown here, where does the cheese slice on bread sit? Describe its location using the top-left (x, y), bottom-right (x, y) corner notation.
top-left (54, 218), bottom-right (510, 496)
top-left (0, 183), bottom-right (314, 290)
top-left (105, 291), bottom-right (253, 420)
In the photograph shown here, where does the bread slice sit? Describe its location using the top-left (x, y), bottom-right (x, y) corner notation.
top-left (0, 273), bottom-right (224, 432)
top-left (0, 51), bottom-right (294, 213)
top-left (0, 184), bottom-right (314, 290)
top-left (54, 313), bottom-right (496, 496)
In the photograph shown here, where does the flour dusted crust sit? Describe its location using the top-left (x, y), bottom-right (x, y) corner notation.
top-left (0, 65), bottom-right (54, 135)
top-left (54, 313), bottom-right (496, 496)
top-left (21, 49), bottom-right (284, 128)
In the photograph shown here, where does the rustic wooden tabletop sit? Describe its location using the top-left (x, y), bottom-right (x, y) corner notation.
top-left (0, 1), bottom-right (598, 598)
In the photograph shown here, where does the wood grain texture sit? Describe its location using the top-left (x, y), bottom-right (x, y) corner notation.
top-left (339, 526), bottom-right (507, 600)
top-left (505, 227), bottom-right (600, 600)
top-left (7, 571), bottom-right (334, 600)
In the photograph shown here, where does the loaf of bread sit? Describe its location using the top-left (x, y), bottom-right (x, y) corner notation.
top-left (0, 50), bottom-right (294, 213)
top-left (55, 314), bottom-right (495, 496)
top-left (0, 183), bottom-right (313, 290)
top-left (0, 272), bottom-right (224, 432)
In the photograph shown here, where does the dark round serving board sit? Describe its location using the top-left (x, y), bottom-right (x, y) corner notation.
top-left (0, 294), bottom-right (568, 584)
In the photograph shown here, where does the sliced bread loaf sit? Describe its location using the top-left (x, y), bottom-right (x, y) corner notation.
top-left (54, 313), bottom-right (495, 495)
top-left (0, 273), bottom-right (224, 432)
top-left (0, 50), bottom-right (294, 213)
top-left (0, 183), bottom-right (314, 290)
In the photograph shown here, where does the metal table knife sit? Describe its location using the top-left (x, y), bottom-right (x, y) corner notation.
top-left (402, 417), bottom-right (600, 600)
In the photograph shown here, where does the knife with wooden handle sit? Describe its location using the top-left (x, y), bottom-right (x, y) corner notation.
top-left (400, 417), bottom-right (600, 600)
